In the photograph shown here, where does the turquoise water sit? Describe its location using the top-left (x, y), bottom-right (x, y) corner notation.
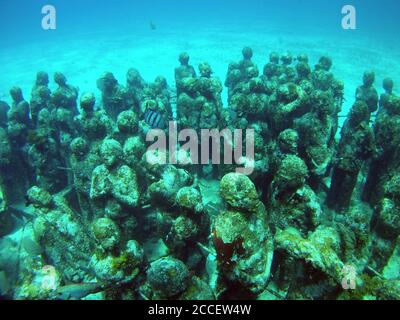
top-left (1, 1), bottom-right (399, 111)
top-left (0, 0), bottom-right (400, 300)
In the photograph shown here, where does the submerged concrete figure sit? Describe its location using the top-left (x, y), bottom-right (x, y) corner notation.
top-left (97, 72), bottom-right (129, 121)
top-left (70, 93), bottom-right (112, 218)
top-left (262, 52), bottom-right (280, 82)
top-left (213, 173), bottom-right (274, 296)
top-left (8, 86), bottom-right (31, 143)
top-left (295, 54), bottom-right (312, 81)
top-left (30, 72), bottom-right (51, 126)
top-left (327, 101), bottom-right (375, 212)
top-left (378, 78), bottom-right (394, 116)
top-left (175, 52), bottom-right (196, 96)
top-left (75, 92), bottom-right (112, 140)
top-left (362, 84), bottom-right (400, 206)
top-left (27, 126), bottom-right (68, 193)
top-left (51, 73), bottom-right (79, 146)
top-left (293, 90), bottom-right (336, 190)
top-left (356, 71), bottom-right (379, 113)
top-left (140, 75), bottom-right (173, 132)
top-left (270, 154), bottom-right (322, 236)
top-left (52, 72), bottom-right (79, 114)
top-left (175, 61), bottom-right (224, 177)
top-left (4, 87), bottom-right (35, 203)
top-left (225, 47), bottom-right (259, 103)
top-left (176, 61), bottom-right (222, 129)
top-left (126, 68), bottom-right (147, 114)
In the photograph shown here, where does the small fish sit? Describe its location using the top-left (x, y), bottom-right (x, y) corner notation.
top-left (52, 282), bottom-right (107, 300)
top-left (56, 166), bottom-right (73, 171)
top-left (149, 21), bottom-right (156, 31)
top-left (144, 109), bottom-right (165, 129)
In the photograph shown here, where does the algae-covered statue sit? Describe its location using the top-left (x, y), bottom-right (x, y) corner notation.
top-left (327, 101), bottom-right (375, 212)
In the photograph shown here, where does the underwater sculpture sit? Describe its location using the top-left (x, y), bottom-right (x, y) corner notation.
top-left (327, 101), bottom-right (375, 212)
top-left (175, 52), bottom-right (197, 97)
top-left (0, 48), bottom-right (400, 300)
top-left (140, 76), bottom-right (173, 132)
top-left (356, 71), bottom-right (379, 114)
top-left (8, 86), bottom-right (31, 145)
top-left (30, 71), bottom-right (51, 126)
top-left (214, 173), bottom-right (273, 296)
top-left (225, 47), bottom-right (259, 104)
top-left (97, 72), bottom-right (130, 121)
top-left (176, 58), bottom-right (222, 131)
top-left (126, 68), bottom-right (147, 114)
top-left (175, 57), bottom-right (225, 177)
top-left (362, 79), bottom-right (400, 206)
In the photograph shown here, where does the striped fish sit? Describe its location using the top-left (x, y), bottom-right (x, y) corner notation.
top-left (52, 282), bottom-right (107, 300)
top-left (144, 109), bottom-right (165, 129)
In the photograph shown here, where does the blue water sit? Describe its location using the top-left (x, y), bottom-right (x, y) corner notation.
top-left (1, 0), bottom-right (399, 39)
